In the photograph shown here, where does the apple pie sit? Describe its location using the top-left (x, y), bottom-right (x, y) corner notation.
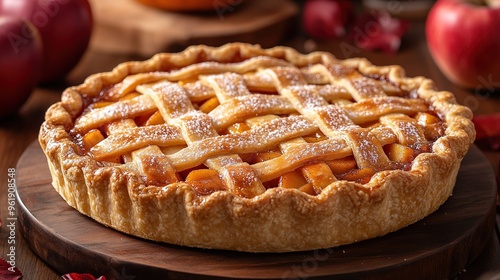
top-left (39, 43), bottom-right (475, 252)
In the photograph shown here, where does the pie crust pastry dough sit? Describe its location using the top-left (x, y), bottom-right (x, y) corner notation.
top-left (39, 43), bottom-right (475, 252)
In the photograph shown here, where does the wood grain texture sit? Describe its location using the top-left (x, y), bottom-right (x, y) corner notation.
top-left (0, 89), bottom-right (63, 279)
top-left (88, 0), bottom-right (299, 56)
top-left (15, 141), bottom-right (497, 280)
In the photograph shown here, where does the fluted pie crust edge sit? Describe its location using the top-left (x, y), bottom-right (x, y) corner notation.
top-left (39, 43), bottom-right (475, 252)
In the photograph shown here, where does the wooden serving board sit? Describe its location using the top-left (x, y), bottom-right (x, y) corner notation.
top-left (16, 142), bottom-right (497, 280)
top-left (88, 0), bottom-right (299, 57)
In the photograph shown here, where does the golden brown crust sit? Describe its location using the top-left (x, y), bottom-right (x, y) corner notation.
top-left (39, 43), bottom-right (475, 252)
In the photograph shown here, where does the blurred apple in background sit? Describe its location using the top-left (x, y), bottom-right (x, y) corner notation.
top-left (0, 0), bottom-right (93, 83)
top-left (303, 0), bottom-right (354, 39)
top-left (0, 17), bottom-right (43, 119)
top-left (426, 0), bottom-right (500, 89)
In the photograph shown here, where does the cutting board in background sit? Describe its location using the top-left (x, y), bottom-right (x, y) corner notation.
top-left (88, 0), bottom-right (299, 57)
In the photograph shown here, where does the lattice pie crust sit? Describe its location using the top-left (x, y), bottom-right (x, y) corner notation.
top-left (39, 43), bottom-right (475, 252)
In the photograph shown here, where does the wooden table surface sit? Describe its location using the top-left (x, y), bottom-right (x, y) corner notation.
top-left (1, 6), bottom-right (499, 280)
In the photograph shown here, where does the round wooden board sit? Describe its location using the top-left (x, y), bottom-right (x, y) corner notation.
top-left (16, 141), bottom-right (497, 280)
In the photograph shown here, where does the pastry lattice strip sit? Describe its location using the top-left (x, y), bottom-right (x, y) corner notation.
top-left (77, 59), bottom-right (439, 197)
top-left (141, 80), bottom-right (267, 197)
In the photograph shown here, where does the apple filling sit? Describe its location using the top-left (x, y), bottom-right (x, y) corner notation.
top-left (72, 66), bottom-right (445, 198)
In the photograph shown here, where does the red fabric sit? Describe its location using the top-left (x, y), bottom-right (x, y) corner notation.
top-left (61, 273), bottom-right (106, 280)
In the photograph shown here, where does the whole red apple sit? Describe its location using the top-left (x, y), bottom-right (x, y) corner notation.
top-left (0, 16), bottom-right (43, 119)
top-left (0, 0), bottom-right (93, 83)
top-left (303, 0), bottom-right (354, 39)
top-left (426, 0), bottom-right (500, 89)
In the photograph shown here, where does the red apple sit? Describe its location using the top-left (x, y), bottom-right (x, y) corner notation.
top-left (497, 157), bottom-right (500, 206)
top-left (0, 16), bottom-right (43, 119)
top-left (426, 0), bottom-right (500, 89)
top-left (348, 11), bottom-right (409, 53)
top-left (0, 0), bottom-right (93, 83)
top-left (303, 0), bottom-right (354, 39)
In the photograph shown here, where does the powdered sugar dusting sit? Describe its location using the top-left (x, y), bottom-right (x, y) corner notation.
top-left (288, 86), bottom-right (328, 109)
top-left (350, 77), bottom-right (384, 100)
top-left (205, 73), bottom-right (250, 101)
top-left (180, 111), bottom-right (217, 142)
